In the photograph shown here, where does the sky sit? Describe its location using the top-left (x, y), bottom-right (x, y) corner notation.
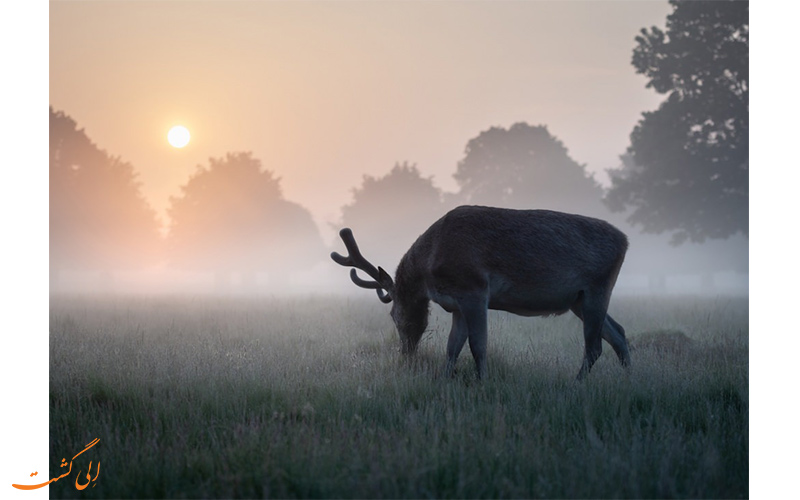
top-left (49, 0), bottom-right (673, 241)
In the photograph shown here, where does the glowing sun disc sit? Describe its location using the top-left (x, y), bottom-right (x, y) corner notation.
top-left (168, 125), bottom-right (191, 148)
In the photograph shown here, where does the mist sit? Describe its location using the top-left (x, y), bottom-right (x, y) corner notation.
top-left (50, 115), bottom-right (747, 297)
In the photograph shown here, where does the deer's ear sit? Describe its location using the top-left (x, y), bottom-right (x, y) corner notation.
top-left (377, 267), bottom-right (394, 288)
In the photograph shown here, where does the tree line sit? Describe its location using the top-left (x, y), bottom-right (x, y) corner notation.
top-left (50, 0), bottom-right (748, 289)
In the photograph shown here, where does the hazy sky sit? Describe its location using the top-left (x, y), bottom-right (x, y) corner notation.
top-left (50, 0), bottom-right (672, 239)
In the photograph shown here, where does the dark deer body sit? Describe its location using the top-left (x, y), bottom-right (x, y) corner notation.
top-left (332, 205), bottom-right (630, 380)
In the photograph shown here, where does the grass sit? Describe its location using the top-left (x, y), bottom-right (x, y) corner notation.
top-left (49, 294), bottom-right (748, 498)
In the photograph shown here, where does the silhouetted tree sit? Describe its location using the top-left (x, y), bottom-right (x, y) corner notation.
top-left (605, 0), bottom-right (748, 244)
top-left (339, 162), bottom-right (443, 269)
top-left (454, 122), bottom-right (607, 217)
top-left (49, 107), bottom-right (161, 283)
top-left (167, 152), bottom-right (324, 288)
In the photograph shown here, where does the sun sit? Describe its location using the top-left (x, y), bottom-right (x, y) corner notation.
top-left (167, 125), bottom-right (191, 148)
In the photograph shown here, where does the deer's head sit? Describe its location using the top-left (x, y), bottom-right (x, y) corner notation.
top-left (331, 228), bottom-right (427, 354)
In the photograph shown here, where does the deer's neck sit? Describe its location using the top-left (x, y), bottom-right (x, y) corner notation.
top-left (393, 252), bottom-right (429, 306)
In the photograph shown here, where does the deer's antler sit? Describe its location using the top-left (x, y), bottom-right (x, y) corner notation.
top-left (331, 228), bottom-right (394, 303)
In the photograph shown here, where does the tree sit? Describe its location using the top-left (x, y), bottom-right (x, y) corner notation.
top-left (339, 162), bottom-right (443, 270)
top-left (605, 0), bottom-right (748, 244)
top-left (50, 107), bottom-right (161, 281)
top-left (453, 122), bottom-right (607, 217)
top-left (167, 152), bottom-right (324, 287)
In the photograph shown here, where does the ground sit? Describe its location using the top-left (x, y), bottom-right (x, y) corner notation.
top-left (49, 294), bottom-right (748, 498)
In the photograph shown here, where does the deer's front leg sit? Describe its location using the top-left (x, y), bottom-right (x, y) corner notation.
top-left (447, 294), bottom-right (489, 380)
top-left (445, 310), bottom-right (468, 377)
top-left (464, 304), bottom-right (489, 380)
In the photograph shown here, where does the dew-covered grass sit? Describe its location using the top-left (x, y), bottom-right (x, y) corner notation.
top-left (49, 294), bottom-right (747, 498)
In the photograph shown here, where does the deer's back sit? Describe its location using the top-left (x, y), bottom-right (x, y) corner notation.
top-left (403, 206), bottom-right (628, 314)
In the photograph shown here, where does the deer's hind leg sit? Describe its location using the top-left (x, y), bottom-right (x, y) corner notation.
top-left (570, 291), bottom-right (611, 380)
top-left (603, 314), bottom-right (630, 368)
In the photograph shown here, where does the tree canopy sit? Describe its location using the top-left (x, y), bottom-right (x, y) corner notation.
top-left (605, 0), bottom-right (748, 244)
top-left (167, 152), bottom-right (324, 280)
top-left (339, 162), bottom-right (443, 269)
top-left (50, 107), bottom-right (161, 273)
top-left (453, 122), bottom-right (607, 217)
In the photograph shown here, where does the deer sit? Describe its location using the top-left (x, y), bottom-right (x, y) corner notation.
top-left (331, 205), bottom-right (630, 380)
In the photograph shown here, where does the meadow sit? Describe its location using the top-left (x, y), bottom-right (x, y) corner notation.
top-left (49, 294), bottom-right (748, 498)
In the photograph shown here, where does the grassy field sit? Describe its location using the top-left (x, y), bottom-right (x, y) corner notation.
top-left (49, 294), bottom-right (748, 498)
